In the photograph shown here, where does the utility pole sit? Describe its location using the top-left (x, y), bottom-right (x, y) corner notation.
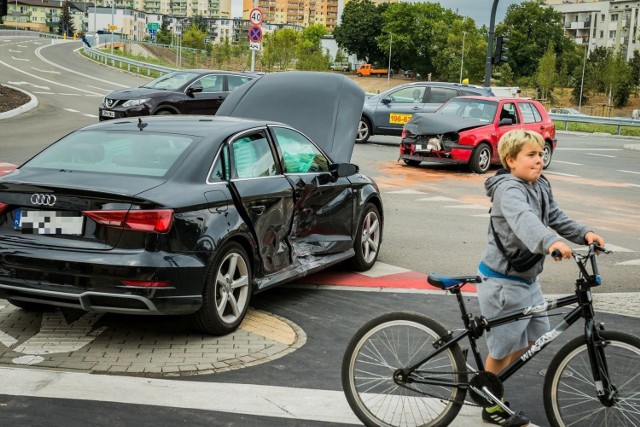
top-left (110, 1), bottom-right (114, 56)
top-left (459, 31), bottom-right (466, 84)
top-left (483, 0), bottom-right (500, 87)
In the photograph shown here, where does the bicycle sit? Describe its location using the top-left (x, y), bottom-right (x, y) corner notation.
top-left (341, 244), bottom-right (640, 426)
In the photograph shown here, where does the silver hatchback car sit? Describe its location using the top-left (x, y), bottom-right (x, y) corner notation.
top-left (357, 82), bottom-right (494, 143)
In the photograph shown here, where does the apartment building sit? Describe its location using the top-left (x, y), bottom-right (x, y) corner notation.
top-left (242, 0), bottom-right (339, 31)
top-left (546, 0), bottom-right (640, 60)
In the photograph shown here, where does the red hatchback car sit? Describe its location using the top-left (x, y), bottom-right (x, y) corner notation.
top-left (399, 96), bottom-right (556, 173)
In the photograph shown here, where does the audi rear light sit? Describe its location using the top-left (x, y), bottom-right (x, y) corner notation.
top-left (121, 280), bottom-right (171, 288)
top-left (83, 209), bottom-right (174, 233)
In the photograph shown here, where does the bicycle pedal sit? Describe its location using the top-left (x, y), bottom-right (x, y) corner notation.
top-left (502, 411), bottom-right (530, 427)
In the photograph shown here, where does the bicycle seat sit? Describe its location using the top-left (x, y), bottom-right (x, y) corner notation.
top-left (427, 274), bottom-right (482, 290)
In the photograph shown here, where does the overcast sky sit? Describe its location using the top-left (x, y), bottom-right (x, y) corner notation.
top-left (232, 0), bottom-right (528, 26)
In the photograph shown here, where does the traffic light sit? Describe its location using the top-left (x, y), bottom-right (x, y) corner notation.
top-left (492, 36), bottom-right (509, 65)
top-left (1, 0), bottom-right (8, 18)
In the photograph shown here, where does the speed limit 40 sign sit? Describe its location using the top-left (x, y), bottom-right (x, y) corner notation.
top-left (249, 8), bottom-right (263, 25)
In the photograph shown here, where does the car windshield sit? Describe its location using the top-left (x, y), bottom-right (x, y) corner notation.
top-left (24, 130), bottom-right (198, 177)
top-left (437, 98), bottom-right (498, 121)
top-left (142, 72), bottom-right (198, 91)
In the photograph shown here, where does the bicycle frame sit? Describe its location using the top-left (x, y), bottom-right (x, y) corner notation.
top-left (404, 248), bottom-right (615, 404)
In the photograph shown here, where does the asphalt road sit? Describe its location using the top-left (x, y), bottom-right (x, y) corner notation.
top-left (1, 35), bottom-right (639, 427)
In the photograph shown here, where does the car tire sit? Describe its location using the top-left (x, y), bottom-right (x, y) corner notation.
top-left (348, 203), bottom-right (382, 272)
top-left (357, 73), bottom-right (363, 77)
top-left (469, 143), bottom-right (492, 174)
top-left (403, 159), bottom-right (421, 167)
top-left (543, 141), bottom-right (553, 169)
top-left (191, 242), bottom-right (252, 336)
top-left (154, 110), bottom-right (174, 115)
top-left (356, 117), bottom-right (371, 143)
top-left (6, 298), bottom-right (53, 312)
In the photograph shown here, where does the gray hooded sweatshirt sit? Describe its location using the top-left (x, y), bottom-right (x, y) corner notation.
top-left (480, 170), bottom-right (590, 281)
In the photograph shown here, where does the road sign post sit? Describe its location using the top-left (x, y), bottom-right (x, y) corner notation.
top-left (248, 8), bottom-right (263, 72)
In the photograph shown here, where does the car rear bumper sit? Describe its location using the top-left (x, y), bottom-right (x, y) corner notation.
top-left (0, 246), bottom-right (206, 315)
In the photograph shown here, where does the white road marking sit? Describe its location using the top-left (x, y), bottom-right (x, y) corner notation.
top-left (86, 85), bottom-right (113, 92)
top-left (586, 153), bottom-right (616, 158)
top-left (574, 244), bottom-right (634, 253)
top-left (32, 91), bottom-right (55, 95)
top-left (59, 93), bottom-right (81, 96)
top-left (7, 81), bottom-right (50, 90)
top-left (0, 330), bottom-right (18, 347)
top-left (543, 171), bottom-right (580, 177)
top-left (8, 49), bottom-right (21, 53)
top-left (618, 170), bottom-right (640, 175)
top-left (16, 45), bottom-right (28, 48)
top-left (0, 59), bottom-right (104, 95)
top-left (11, 56), bottom-right (29, 61)
top-left (627, 184), bottom-right (640, 188)
top-left (0, 367), bottom-right (495, 426)
top-left (359, 262), bottom-right (410, 278)
top-left (472, 213), bottom-right (491, 218)
top-left (416, 196), bottom-right (458, 202)
top-left (554, 160), bottom-right (582, 166)
top-left (64, 108), bottom-right (81, 113)
top-left (31, 67), bottom-right (60, 74)
top-left (616, 259), bottom-right (640, 266)
top-left (83, 114), bottom-right (98, 118)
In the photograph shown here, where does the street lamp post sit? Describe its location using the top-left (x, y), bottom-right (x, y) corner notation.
top-left (579, 43), bottom-right (588, 113)
top-left (110, 1), bottom-right (114, 56)
top-left (387, 33), bottom-right (392, 84)
top-left (15, 0), bottom-right (18, 31)
top-left (459, 31), bottom-right (466, 84)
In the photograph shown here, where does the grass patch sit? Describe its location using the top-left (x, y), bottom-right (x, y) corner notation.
top-left (553, 120), bottom-right (640, 137)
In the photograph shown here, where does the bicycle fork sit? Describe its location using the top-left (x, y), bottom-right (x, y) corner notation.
top-left (585, 318), bottom-right (617, 406)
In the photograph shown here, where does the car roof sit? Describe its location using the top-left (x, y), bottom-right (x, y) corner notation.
top-left (453, 96), bottom-right (539, 102)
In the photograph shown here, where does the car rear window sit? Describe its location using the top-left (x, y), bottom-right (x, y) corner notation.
top-left (519, 102), bottom-right (543, 123)
top-left (428, 87), bottom-right (458, 104)
top-left (24, 131), bottom-right (197, 177)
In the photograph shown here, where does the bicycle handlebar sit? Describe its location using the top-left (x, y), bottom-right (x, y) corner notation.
top-left (553, 243), bottom-right (610, 287)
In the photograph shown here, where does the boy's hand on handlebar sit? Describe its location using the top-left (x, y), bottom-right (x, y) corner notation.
top-left (584, 231), bottom-right (605, 249)
top-left (549, 241), bottom-right (572, 260)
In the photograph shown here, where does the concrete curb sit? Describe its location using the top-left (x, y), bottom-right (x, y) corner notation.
top-left (0, 84), bottom-right (38, 120)
top-left (623, 143), bottom-right (640, 151)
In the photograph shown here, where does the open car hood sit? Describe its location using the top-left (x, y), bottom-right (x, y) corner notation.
top-left (216, 71), bottom-right (364, 163)
top-left (404, 113), bottom-right (488, 135)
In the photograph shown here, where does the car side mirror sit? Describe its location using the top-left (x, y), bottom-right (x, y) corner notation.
top-left (381, 97), bottom-right (391, 105)
top-left (499, 118), bottom-right (513, 126)
top-left (329, 163), bottom-right (359, 178)
top-left (187, 86), bottom-right (203, 95)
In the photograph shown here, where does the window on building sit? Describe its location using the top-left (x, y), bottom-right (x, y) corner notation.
top-left (610, 30), bottom-right (617, 38)
top-left (611, 14), bottom-right (618, 22)
top-left (601, 14), bottom-right (605, 21)
top-left (600, 30), bottom-right (604, 38)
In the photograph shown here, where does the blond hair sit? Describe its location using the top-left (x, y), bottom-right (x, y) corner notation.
top-left (498, 129), bottom-right (545, 169)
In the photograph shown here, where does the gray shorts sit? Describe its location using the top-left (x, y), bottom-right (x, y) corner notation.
top-left (476, 271), bottom-right (550, 360)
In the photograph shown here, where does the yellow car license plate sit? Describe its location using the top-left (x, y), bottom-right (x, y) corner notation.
top-left (389, 113), bottom-right (413, 124)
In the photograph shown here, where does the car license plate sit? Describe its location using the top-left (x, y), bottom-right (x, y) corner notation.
top-left (415, 144), bottom-right (422, 151)
top-left (389, 113), bottom-right (413, 124)
top-left (14, 209), bottom-right (84, 235)
top-left (101, 110), bottom-right (116, 118)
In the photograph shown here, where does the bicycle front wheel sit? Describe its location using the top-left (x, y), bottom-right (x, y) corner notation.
top-left (544, 330), bottom-right (640, 426)
top-left (341, 312), bottom-right (467, 427)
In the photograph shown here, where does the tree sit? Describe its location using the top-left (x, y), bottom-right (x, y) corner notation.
top-left (497, 1), bottom-right (572, 78)
top-left (296, 24), bottom-right (331, 71)
top-left (261, 28), bottom-right (299, 71)
top-left (155, 20), bottom-right (172, 45)
top-left (57, 1), bottom-right (75, 37)
top-left (535, 41), bottom-right (556, 100)
top-left (333, 0), bottom-right (385, 64)
top-left (191, 15), bottom-right (208, 33)
top-left (182, 24), bottom-right (207, 50)
top-left (604, 50), bottom-right (632, 107)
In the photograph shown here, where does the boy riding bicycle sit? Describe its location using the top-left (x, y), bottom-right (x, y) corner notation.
top-left (477, 129), bottom-right (604, 426)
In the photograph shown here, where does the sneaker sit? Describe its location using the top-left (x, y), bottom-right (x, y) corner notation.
top-left (482, 403), bottom-right (530, 426)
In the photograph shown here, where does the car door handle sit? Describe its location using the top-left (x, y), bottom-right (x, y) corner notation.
top-left (251, 205), bottom-right (266, 215)
top-left (540, 125), bottom-right (545, 130)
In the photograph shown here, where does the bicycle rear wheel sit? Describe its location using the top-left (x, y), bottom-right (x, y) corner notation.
top-left (544, 330), bottom-right (640, 426)
top-left (341, 312), bottom-right (467, 427)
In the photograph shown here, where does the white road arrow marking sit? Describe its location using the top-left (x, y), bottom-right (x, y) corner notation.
top-left (616, 259), bottom-right (640, 266)
top-left (7, 81), bottom-right (50, 90)
top-left (8, 49), bottom-right (21, 53)
top-left (618, 169), bottom-right (640, 175)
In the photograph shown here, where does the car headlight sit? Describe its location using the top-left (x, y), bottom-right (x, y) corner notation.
top-left (122, 98), bottom-right (150, 108)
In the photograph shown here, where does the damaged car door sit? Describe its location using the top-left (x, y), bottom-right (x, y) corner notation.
top-left (270, 126), bottom-right (355, 257)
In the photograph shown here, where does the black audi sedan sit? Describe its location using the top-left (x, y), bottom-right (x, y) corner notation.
top-left (98, 69), bottom-right (257, 121)
top-left (0, 72), bottom-right (383, 335)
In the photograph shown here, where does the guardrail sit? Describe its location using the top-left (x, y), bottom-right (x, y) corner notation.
top-left (82, 46), bottom-right (177, 76)
top-left (0, 29), bottom-right (61, 39)
top-left (549, 113), bottom-right (640, 135)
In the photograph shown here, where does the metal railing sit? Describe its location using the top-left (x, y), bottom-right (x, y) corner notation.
top-left (549, 113), bottom-right (640, 135)
top-left (82, 45), bottom-right (177, 76)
